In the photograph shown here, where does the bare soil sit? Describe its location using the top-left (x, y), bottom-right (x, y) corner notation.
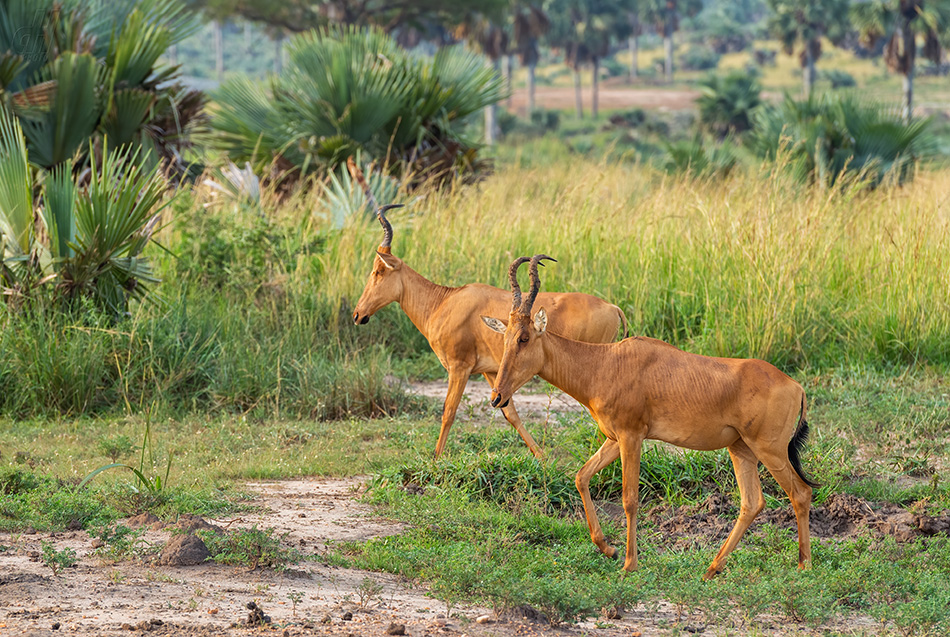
top-left (505, 84), bottom-right (700, 117)
top-left (3, 381), bottom-right (948, 636)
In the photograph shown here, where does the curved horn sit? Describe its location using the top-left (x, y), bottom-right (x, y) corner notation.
top-left (507, 256), bottom-right (531, 313)
top-left (376, 203), bottom-right (403, 250)
top-left (521, 254), bottom-right (557, 314)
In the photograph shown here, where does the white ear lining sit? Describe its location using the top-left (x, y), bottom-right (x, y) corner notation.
top-left (480, 316), bottom-right (507, 334)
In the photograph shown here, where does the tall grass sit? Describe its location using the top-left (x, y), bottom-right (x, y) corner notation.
top-left (2, 156), bottom-right (948, 418)
top-left (324, 158), bottom-right (950, 371)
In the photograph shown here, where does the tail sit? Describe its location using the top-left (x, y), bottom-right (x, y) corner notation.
top-left (616, 306), bottom-right (629, 340)
top-left (788, 392), bottom-right (820, 488)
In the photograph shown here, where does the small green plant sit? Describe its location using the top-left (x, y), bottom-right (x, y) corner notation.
top-left (97, 436), bottom-right (137, 463)
top-left (198, 526), bottom-right (301, 571)
top-left (357, 576), bottom-right (384, 608)
top-left (90, 524), bottom-right (147, 563)
top-left (287, 590), bottom-right (304, 616)
top-left (80, 413), bottom-right (172, 496)
top-left (40, 541), bottom-right (78, 576)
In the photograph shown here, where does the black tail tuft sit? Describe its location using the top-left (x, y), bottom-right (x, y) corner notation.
top-left (788, 420), bottom-right (820, 489)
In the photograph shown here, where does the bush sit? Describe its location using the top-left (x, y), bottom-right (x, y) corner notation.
top-left (822, 69), bottom-right (857, 89)
top-left (0, 119), bottom-right (171, 315)
top-left (697, 70), bottom-right (763, 136)
top-left (0, 0), bottom-right (204, 175)
top-left (747, 94), bottom-right (934, 187)
top-left (530, 109), bottom-right (561, 131)
top-left (679, 46), bottom-right (721, 71)
top-left (661, 137), bottom-right (741, 178)
top-left (211, 26), bottom-right (506, 185)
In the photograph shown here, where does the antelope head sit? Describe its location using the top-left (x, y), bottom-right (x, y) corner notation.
top-left (352, 203), bottom-right (404, 325)
top-left (481, 254), bottom-right (556, 409)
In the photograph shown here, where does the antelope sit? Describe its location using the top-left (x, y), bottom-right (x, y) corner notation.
top-left (481, 255), bottom-right (817, 579)
top-left (347, 163), bottom-right (628, 460)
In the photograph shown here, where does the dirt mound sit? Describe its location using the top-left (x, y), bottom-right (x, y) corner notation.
top-left (158, 534), bottom-right (210, 566)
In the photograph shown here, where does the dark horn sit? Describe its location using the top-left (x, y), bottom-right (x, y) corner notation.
top-left (376, 203), bottom-right (402, 249)
top-left (521, 254), bottom-right (556, 314)
top-left (507, 256), bottom-right (531, 313)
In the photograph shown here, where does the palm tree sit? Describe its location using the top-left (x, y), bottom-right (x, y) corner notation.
top-left (626, 1), bottom-right (645, 81)
top-left (0, 116), bottom-right (170, 314)
top-left (511, 3), bottom-right (550, 116)
top-left (644, 0), bottom-right (703, 83)
top-left (0, 0), bottom-right (203, 174)
top-left (545, 0), bottom-right (622, 118)
top-left (455, 15), bottom-right (510, 143)
top-left (851, 0), bottom-right (950, 122)
top-left (766, 0), bottom-right (850, 98)
top-left (211, 27), bottom-right (507, 183)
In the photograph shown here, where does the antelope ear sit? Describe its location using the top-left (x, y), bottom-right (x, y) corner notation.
top-left (481, 316), bottom-right (507, 334)
top-left (376, 251), bottom-right (401, 270)
top-left (533, 308), bottom-right (547, 334)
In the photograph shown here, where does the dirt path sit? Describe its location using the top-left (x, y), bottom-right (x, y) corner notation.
top-left (505, 84), bottom-right (700, 117)
top-left (2, 476), bottom-right (667, 637)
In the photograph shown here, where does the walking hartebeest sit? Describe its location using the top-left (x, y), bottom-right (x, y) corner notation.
top-left (482, 255), bottom-right (816, 578)
top-left (347, 166), bottom-right (627, 459)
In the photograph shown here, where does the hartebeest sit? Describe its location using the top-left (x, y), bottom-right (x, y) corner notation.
top-left (482, 255), bottom-right (817, 579)
top-left (347, 166), bottom-right (628, 459)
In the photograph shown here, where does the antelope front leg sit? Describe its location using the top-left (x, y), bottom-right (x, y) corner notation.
top-left (575, 438), bottom-right (621, 559)
top-left (618, 435), bottom-right (644, 572)
top-left (483, 373), bottom-right (542, 458)
top-left (433, 367), bottom-right (473, 459)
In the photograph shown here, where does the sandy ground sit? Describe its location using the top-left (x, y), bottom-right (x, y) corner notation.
top-left (505, 84), bottom-right (701, 117)
top-left (0, 474), bottom-right (701, 637)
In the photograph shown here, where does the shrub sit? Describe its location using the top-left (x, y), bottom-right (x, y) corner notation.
top-left (697, 70), bottom-right (763, 136)
top-left (661, 137), bottom-right (741, 178)
top-left (211, 25), bottom-right (507, 185)
top-left (0, 0), bottom-right (204, 175)
top-left (0, 118), bottom-right (171, 315)
top-left (822, 69), bottom-right (857, 89)
top-left (679, 46), bottom-right (721, 71)
top-left (747, 94), bottom-right (934, 187)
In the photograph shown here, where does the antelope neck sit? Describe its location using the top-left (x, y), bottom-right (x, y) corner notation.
top-left (396, 266), bottom-right (453, 338)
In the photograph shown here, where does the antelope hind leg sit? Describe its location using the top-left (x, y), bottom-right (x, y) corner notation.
top-left (704, 440), bottom-right (764, 580)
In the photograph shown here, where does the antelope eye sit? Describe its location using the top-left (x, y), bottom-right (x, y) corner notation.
top-left (518, 335), bottom-right (529, 344)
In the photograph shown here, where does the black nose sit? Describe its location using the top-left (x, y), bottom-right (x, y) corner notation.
top-left (490, 395), bottom-right (501, 408)
top-left (355, 315), bottom-right (369, 325)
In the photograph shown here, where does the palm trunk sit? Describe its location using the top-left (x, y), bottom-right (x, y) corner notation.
top-left (505, 55), bottom-right (514, 109)
top-left (213, 20), bottom-right (224, 84)
top-left (484, 105), bottom-right (497, 145)
top-left (274, 32), bottom-right (284, 75)
top-left (628, 12), bottom-right (639, 82)
top-left (901, 18), bottom-right (915, 122)
top-left (485, 59), bottom-right (501, 144)
top-left (527, 62), bottom-right (537, 116)
top-left (573, 67), bottom-right (583, 118)
top-left (664, 7), bottom-right (675, 83)
top-left (592, 57), bottom-right (600, 119)
top-left (803, 38), bottom-right (816, 98)
top-left (629, 34), bottom-right (639, 81)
